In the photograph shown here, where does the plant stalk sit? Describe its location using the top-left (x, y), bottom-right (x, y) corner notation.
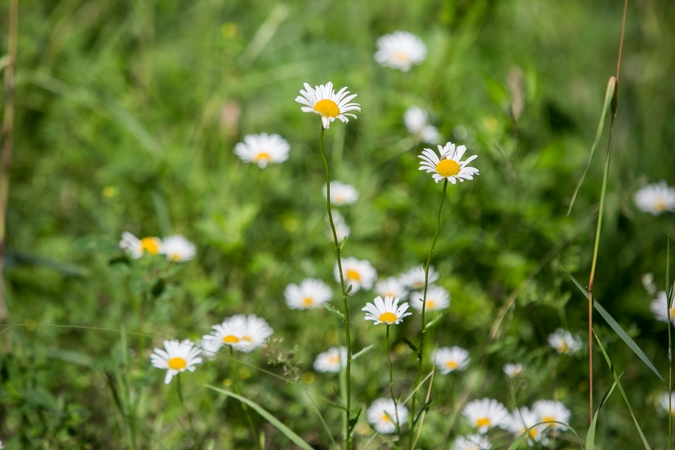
top-left (229, 346), bottom-right (263, 450)
top-left (176, 373), bottom-right (197, 442)
top-left (386, 325), bottom-right (401, 439)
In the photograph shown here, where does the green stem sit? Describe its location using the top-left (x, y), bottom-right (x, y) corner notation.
top-left (318, 126), bottom-right (353, 450)
top-left (176, 374), bottom-right (197, 441)
top-left (409, 179), bottom-right (448, 447)
top-left (229, 346), bottom-right (263, 450)
top-left (668, 238), bottom-right (673, 450)
top-left (386, 325), bottom-right (401, 439)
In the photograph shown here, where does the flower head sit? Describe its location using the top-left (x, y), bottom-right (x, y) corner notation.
top-left (432, 346), bottom-right (470, 374)
top-left (234, 133), bottom-right (290, 168)
top-left (324, 181), bottom-right (359, 206)
top-left (462, 398), bottom-right (510, 433)
top-left (404, 106), bottom-right (441, 144)
top-left (419, 142), bottom-right (479, 184)
top-left (547, 329), bottom-right (582, 355)
top-left (532, 400), bottom-right (571, 431)
top-left (161, 235), bottom-right (196, 262)
top-left (651, 291), bottom-right (675, 325)
top-left (313, 346), bottom-right (347, 373)
top-left (150, 339), bottom-right (203, 384)
top-left (634, 181), bottom-right (675, 215)
top-left (295, 82), bottom-right (360, 129)
top-left (197, 337), bottom-right (222, 360)
top-left (505, 407), bottom-right (547, 446)
top-left (366, 398), bottom-right (409, 434)
top-left (399, 265), bottom-right (439, 290)
top-left (362, 295), bottom-right (412, 325)
top-left (205, 314), bottom-right (273, 353)
top-left (375, 277), bottom-right (408, 300)
top-left (503, 363), bottom-right (525, 378)
top-left (410, 285), bottom-right (450, 312)
top-left (285, 278), bottom-right (333, 310)
top-left (451, 434), bottom-right (491, 450)
top-left (374, 31), bottom-right (427, 72)
top-left (337, 257), bottom-right (377, 293)
top-left (119, 232), bottom-right (162, 259)
top-left (658, 392), bottom-right (675, 415)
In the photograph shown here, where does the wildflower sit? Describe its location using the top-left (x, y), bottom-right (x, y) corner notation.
top-left (634, 181), bottom-right (675, 215)
top-left (366, 398), bottom-right (409, 434)
top-left (337, 257), bottom-right (377, 293)
top-left (410, 285), bottom-right (450, 312)
top-left (432, 346), bottom-right (470, 374)
top-left (642, 272), bottom-right (657, 295)
top-left (205, 314), bottom-right (273, 353)
top-left (161, 235), bottom-right (196, 262)
top-left (324, 181), bottom-right (359, 206)
top-left (650, 291), bottom-right (675, 325)
top-left (285, 278), bottom-right (333, 310)
top-left (503, 363), bottom-right (525, 378)
top-left (532, 400), bottom-right (571, 431)
top-left (233, 133), bottom-right (290, 169)
top-left (313, 346), bottom-right (347, 373)
top-left (420, 125), bottom-right (442, 144)
top-left (404, 106), bottom-right (441, 144)
top-left (236, 315), bottom-right (273, 353)
top-left (197, 337), bottom-right (222, 360)
top-left (295, 82), bottom-right (360, 129)
top-left (547, 329), bottom-right (582, 355)
top-left (150, 339), bottom-right (203, 384)
top-left (505, 407), bottom-right (547, 446)
top-left (462, 398), bottom-right (510, 433)
top-left (658, 392), bottom-right (675, 415)
top-left (327, 211), bottom-right (350, 242)
top-left (419, 142), bottom-right (479, 184)
top-left (399, 265), bottom-right (439, 290)
top-left (363, 296), bottom-right (412, 325)
top-left (375, 277), bottom-right (408, 300)
top-left (451, 434), bottom-right (491, 450)
top-left (119, 232), bottom-right (161, 259)
top-left (374, 31), bottom-right (427, 72)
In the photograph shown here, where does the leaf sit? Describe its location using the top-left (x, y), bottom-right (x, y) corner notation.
top-left (351, 345), bottom-right (376, 362)
top-left (206, 386), bottom-right (315, 450)
top-left (348, 406), bottom-right (362, 434)
top-left (402, 337), bottom-right (420, 358)
top-left (586, 379), bottom-right (618, 450)
top-left (324, 303), bottom-right (346, 322)
top-left (325, 402), bottom-right (348, 412)
top-left (423, 313), bottom-right (444, 333)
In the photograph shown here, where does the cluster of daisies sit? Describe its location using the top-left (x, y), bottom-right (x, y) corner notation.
top-left (150, 314), bottom-right (273, 384)
top-left (119, 232), bottom-right (196, 262)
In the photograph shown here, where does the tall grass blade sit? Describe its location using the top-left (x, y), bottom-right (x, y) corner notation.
top-left (586, 380), bottom-right (618, 450)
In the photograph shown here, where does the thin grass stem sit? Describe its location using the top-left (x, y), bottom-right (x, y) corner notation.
top-left (386, 325), bottom-right (401, 440)
top-left (176, 374), bottom-right (197, 442)
top-left (229, 346), bottom-right (263, 450)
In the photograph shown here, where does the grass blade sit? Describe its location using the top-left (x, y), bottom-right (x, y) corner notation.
top-left (586, 379), bottom-right (618, 450)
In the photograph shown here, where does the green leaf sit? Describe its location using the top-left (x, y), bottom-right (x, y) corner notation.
top-left (324, 303), bottom-right (346, 322)
top-left (402, 337), bottom-right (420, 357)
top-left (423, 313), bottom-right (444, 333)
top-left (348, 406), bottom-right (362, 434)
top-left (586, 379), bottom-right (618, 450)
top-left (206, 386), bottom-right (315, 450)
top-left (351, 345), bottom-right (376, 362)
top-left (325, 402), bottom-right (348, 412)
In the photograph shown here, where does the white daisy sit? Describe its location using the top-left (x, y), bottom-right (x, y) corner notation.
top-left (366, 398), bottom-right (409, 434)
top-left (324, 181), bottom-right (359, 206)
top-left (233, 133), bottom-right (290, 168)
top-left (650, 291), bottom-right (675, 325)
top-left (462, 398), bottom-right (510, 434)
top-left (375, 277), bottom-right (408, 300)
top-left (205, 314), bottom-right (273, 353)
top-left (432, 346), bottom-right (470, 375)
top-left (161, 235), bottom-right (196, 262)
top-left (410, 285), bottom-right (451, 312)
top-left (634, 181), bottom-right (675, 215)
top-left (285, 278), bottom-right (333, 310)
top-left (642, 272), bottom-right (657, 295)
top-left (398, 265), bottom-right (439, 290)
top-left (532, 400), bottom-right (571, 431)
top-left (404, 106), bottom-right (442, 144)
top-left (295, 82), bottom-right (361, 129)
top-left (547, 329), bottom-right (582, 355)
top-left (313, 346), bottom-right (347, 373)
top-left (362, 295), bottom-right (412, 326)
top-left (119, 232), bottom-right (162, 259)
top-left (419, 142), bottom-right (479, 184)
top-left (503, 363), bottom-right (525, 378)
top-left (374, 31), bottom-right (427, 72)
top-left (337, 257), bottom-right (377, 293)
top-left (658, 392), bottom-right (675, 415)
top-left (150, 339), bottom-right (203, 385)
top-left (327, 211), bottom-right (350, 242)
top-left (505, 407), bottom-right (547, 446)
top-left (420, 125), bottom-right (442, 144)
top-left (197, 337), bottom-right (222, 360)
top-left (451, 434), bottom-right (491, 450)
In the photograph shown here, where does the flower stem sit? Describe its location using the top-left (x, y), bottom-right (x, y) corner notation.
top-left (409, 178), bottom-right (448, 448)
top-left (176, 373), bottom-right (197, 441)
top-left (229, 346), bottom-right (263, 450)
top-left (318, 126), bottom-right (353, 450)
top-left (386, 325), bottom-right (401, 440)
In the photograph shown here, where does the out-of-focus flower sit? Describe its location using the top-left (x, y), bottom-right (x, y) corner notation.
top-left (651, 291), bottom-right (675, 325)
top-left (547, 329), bottom-right (582, 355)
top-left (432, 346), bottom-right (470, 374)
top-left (659, 392), bottom-right (675, 415)
top-left (295, 82), bottom-right (360, 129)
top-left (120, 232), bottom-right (161, 259)
top-left (642, 272), bottom-right (657, 295)
top-left (204, 314), bottom-right (273, 353)
top-left (197, 338), bottom-right (222, 360)
top-left (503, 363), bottom-right (525, 378)
top-left (419, 142), bottom-right (479, 184)
top-left (313, 346), bottom-right (347, 373)
top-left (462, 398), bottom-right (510, 434)
top-left (362, 296), bottom-right (412, 325)
top-left (374, 31), bottom-right (426, 72)
top-left (532, 400), bottom-right (571, 431)
top-left (366, 398), bottom-right (409, 434)
top-left (375, 277), bottom-right (408, 300)
top-left (234, 133), bottom-right (290, 168)
top-left (634, 181), bottom-right (675, 215)
top-left (451, 434), bottom-right (491, 450)
top-left (337, 257), bottom-right (377, 293)
top-left (324, 181), bottom-right (359, 206)
top-left (161, 235), bottom-right (196, 262)
top-left (285, 278), bottom-right (333, 310)
top-left (505, 407), bottom-right (547, 446)
top-left (150, 339), bottom-right (202, 384)
top-left (399, 265), bottom-right (439, 290)
top-left (404, 106), bottom-right (441, 144)
top-left (410, 285), bottom-right (450, 312)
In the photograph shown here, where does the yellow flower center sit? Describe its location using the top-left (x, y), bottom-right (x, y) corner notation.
top-left (242, 335), bottom-right (252, 342)
top-left (476, 417), bottom-right (491, 428)
top-left (557, 342), bottom-right (569, 354)
top-left (654, 200), bottom-right (667, 211)
top-left (542, 416), bottom-right (555, 424)
top-left (445, 360), bottom-right (458, 369)
top-left (426, 300), bottom-right (436, 310)
top-left (379, 312), bottom-right (398, 323)
top-left (393, 51), bottom-right (411, 62)
top-left (255, 152), bottom-right (271, 162)
top-left (303, 297), bottom-right (314, 307)
top-left (529, 428), bottom-right (538, 438)
top-left (436, 159), bottom-right (461, 178)
top-left (141, 237), bottom-right (160, 255)
top-left (346, 269), bottom-right (361, 282)
top-left (223, 335), bottom-right (240, 344)
top-left (381, 413), bottom-right (391, 423)
top-left (168, 357), bottom-right (187, 370)
top-left (329, 355), bottom-right (340, 364)
top-left (169, 253), bottom-right (181, 261)
top-left (670, 307), bottom-right (675, 319)
top-left (412, 281), bottom-right (424, 289)
top-left (314, 99), bottom-right (340, 118)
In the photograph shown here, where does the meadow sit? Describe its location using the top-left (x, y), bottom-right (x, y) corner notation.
top-left (2, 0), bottom-right (675, 448)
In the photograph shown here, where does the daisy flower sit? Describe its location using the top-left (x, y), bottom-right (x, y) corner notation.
top-left (337, 257), bottom-right (377, 293)
top-left (375, 277), bottom-right (408, 300)
top-left (285, 278), bottom-right (333, 310)
top-left (462, 398), bottom-right (510, 434)
top-left (366, 398), bottom-right (409, 434)
top-left (327, 211), bottom-right (350, 242)
top-left (634, 181), bottom-right (675, 215)
top-left (161, 235), bottom-right (196, 262)
top-left (237, 315), bottom-right (274, 353)
top-left (432, 346), bottom-right (470, 374)
top-left (119, 232), bottom-right (162, 259)
top-left (658, 392), bottom-right (675, 415)
top-left (410, 285), bottom-right (451, 312)
top-left (197, 337), bottom-right (223, 360)
top-left (419, 142), bottom-right (479, 184)
top-left (547, 329), bottom-right (582, 355)
top-left (362, 295), bottom-right (412, 325)
top-left (505, 407), bottom-right (547, 446)
top-left (399, 265), bottom-right (439, 290)
top-left (295, 82), bottom-right (360, 129)
top-left (313, 346), bottom-right (347, 373)
top-left (324, 181), bottom-right (359, 206)
top-left (404, 106), bottom-right (442, 144)
top-left (374, 31), bottom-right (427, 72)
top-left (205, 314), bottom-right (273, 353)
top-left (150, 339), bottom-right (203, 384)
top-left (642, 272), bottom-right (657, 295)
top-left (420, 125), bottom-right (442, 144)
top-left (451, 434), bottom-right (491, 450)
top-left (532, 400), bottom-right (571, 431)
top-left (503, 363), bottom-right (525, 378)
top-left (650, 291), bottom-right (675, 325)
top-left (233, 133), bottom-right (290, 168)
